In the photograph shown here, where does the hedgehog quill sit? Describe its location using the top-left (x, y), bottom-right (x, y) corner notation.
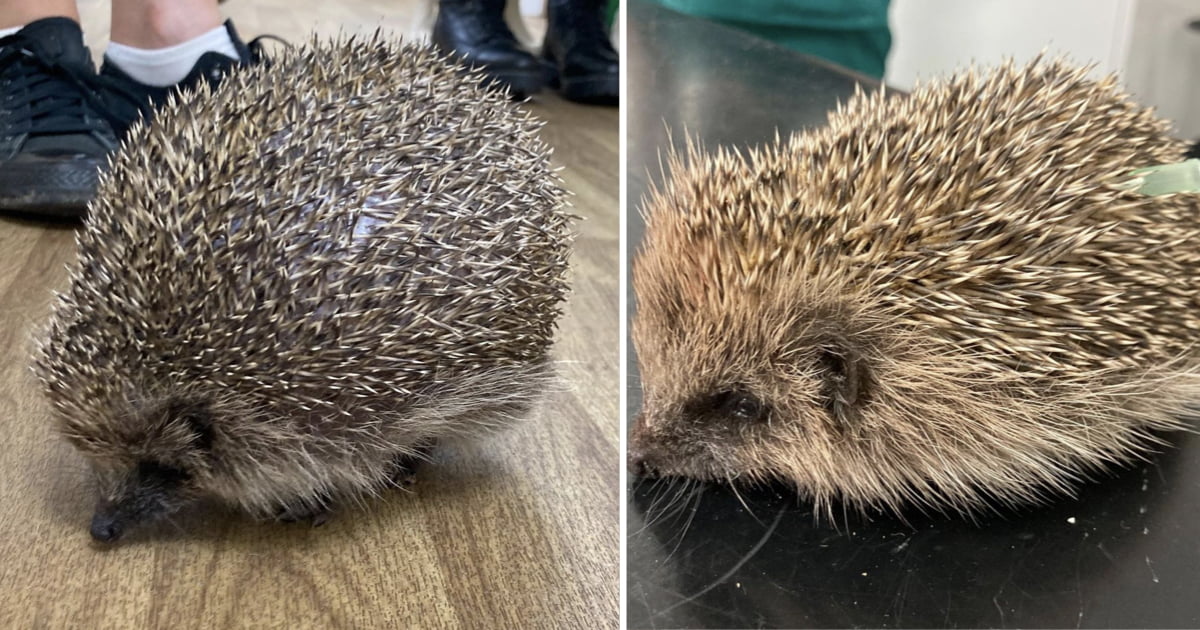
top-left (34, 34), bottom-right (573, 543)
top-left (630, 59), bottom-right (1200, 517)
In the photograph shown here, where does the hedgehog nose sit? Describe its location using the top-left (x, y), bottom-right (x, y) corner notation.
top-left (89, 514), bottom-right (123, 543)
top-left (628, 446), bottom-right (659, 478)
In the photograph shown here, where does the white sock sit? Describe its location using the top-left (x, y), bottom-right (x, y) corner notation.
top-left (0, 25), bottom-right (23, 38)
top-left (106, 24), bottom-right (238, 87)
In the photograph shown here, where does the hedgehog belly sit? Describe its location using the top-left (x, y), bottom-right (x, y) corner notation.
top-left (202, 360), bottom-right (556, 517)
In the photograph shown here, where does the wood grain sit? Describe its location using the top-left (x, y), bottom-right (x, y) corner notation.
top-left (0, 4), bottom-right (618, 628)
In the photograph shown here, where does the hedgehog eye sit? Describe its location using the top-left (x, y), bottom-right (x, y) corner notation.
top-left (711, 391), bottom-right (767, 421)
top-left (136, 460), bottom-right (191, 485)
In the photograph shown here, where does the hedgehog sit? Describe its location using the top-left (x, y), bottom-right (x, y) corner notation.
top-left (33, 33), bottom-right (573, 543)
top-left (629, 58), bottom-right (1200, 517)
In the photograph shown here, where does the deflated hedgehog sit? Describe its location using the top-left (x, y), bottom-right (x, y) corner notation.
top-left (34, 34), bottom-right (572, 542)
top-left (630, 59), bottom-right (1200, 516)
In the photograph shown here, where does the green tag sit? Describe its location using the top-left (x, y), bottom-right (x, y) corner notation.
top-left (1122, 159), bottom-right (1200, 196)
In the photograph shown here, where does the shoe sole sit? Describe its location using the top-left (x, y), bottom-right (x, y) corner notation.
top-left (480, 68), bottom-right (546, 100)
top-left (0, 156), bottom-right (99, 218)
top-left (556, 74), bottom-right (618, 106)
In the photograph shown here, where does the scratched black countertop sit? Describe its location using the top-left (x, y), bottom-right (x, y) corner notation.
top-left (624, 1), bottom-right (1200, 627)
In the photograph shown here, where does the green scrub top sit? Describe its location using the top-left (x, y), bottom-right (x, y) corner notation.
top-left (645, 0), bottom-right (892, 78)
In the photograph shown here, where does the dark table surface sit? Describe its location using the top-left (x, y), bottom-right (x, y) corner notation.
top-left (624, 2), bottom-right (1200, 628)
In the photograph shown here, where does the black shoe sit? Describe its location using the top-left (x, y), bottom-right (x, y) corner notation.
top-left (0, 18), bottom-right (267, 217)
top-left (98, 20), bottom-right (268, 139)
top-left (543, 0), bottom-right (618, 105)
top-left (0, 18), bottom-right (129, 216)
top-left (433, 0), bottom-right (546, 98)
top-left (1186, 140), bottom-right (1200, 160)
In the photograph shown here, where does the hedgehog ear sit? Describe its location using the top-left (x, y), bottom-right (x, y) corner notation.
top-left (166, 400), bottom-right (215, 451)
top-left (816, 343), bottom-right (870, 426)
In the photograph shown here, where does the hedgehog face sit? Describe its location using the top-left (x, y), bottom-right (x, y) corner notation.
top-left (630, 291), bottom-right (879, 487)
top-left (628, 386), bottom-right (776, 482)
top-left (64, 399), bottom-right (215, 543)
top-left (630, 222), bottom-right (1006, 513)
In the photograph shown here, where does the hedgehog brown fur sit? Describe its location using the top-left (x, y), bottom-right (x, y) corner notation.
top-left (33, 33), bottom-right (573, 542)
top-left (630, 58), bottom-right (1200, 516)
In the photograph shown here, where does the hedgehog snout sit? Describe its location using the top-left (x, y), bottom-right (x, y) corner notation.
top-left (628, 412), bottom-right (665, 478)
top-left (89, 509), bottom-right (123, 543)
top-left (627, 443), bottom-right (659, 478)
top-left (90, 492), bottom-right (150, 544)
top-left (85, 460), bottom-right (194, 543)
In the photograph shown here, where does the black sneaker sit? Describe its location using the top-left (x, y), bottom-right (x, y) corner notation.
top-left (0, 18), bottom-right (133, 216)
top-left (0, 18), bottom-right (270, 217)
top-left (98, 20), bottom-right (267, 139)
top-left (1186, 140), bottom-right (1200, 160)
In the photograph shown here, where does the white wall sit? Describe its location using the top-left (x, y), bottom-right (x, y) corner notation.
top-left (885, 0), bottom-right (1200, 138)
top-left (885, 0), bottom-right (1137, 90)
top-left (1123, 0), bottom-right (1200, 138)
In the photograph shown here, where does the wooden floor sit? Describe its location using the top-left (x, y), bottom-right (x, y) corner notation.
top-left (0, 3), bottom-right (618, 628)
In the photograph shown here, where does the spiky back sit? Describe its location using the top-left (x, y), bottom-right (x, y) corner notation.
top-left (634, 60), bottom-right (1200, 512)
top-left (640, 60), bottom-right (1200, 380)
top-left (36, 35), bottom-right (572, 425)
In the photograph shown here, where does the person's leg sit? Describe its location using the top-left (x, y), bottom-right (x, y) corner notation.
top-left (109, 0), bottom-right (221, 49)
top-left (0, 0), bottom-right (79, 32)
top-left (105, 0), bottom-right (244, 92)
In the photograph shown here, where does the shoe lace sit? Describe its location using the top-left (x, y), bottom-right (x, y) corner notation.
top-left (246, 34), bottom-right (290, 65)
top-left (0, 37), bottom-right (150, 139)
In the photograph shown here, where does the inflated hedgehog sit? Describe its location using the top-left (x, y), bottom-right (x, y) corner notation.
top-left (34, 34), bottom-right (573, 543)
top-left (630, 59), bottom-right (1200, 516)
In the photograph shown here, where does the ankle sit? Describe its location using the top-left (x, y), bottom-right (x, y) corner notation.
top-left (106, 24), bottom-right (237, 87)
top-left (0, 0), bottom-right (80, 32)
top-left (110, 0), bottom-right (222, 49)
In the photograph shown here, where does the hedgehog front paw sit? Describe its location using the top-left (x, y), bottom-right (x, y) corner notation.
top-left (388, 455), bottom-right (422, 488)
top-left (274, 499), bottom-right (333, 527)
top-left (389, 465), bottom-right (419, 489)
top-left (388, 443), bottom-right (436, 489)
